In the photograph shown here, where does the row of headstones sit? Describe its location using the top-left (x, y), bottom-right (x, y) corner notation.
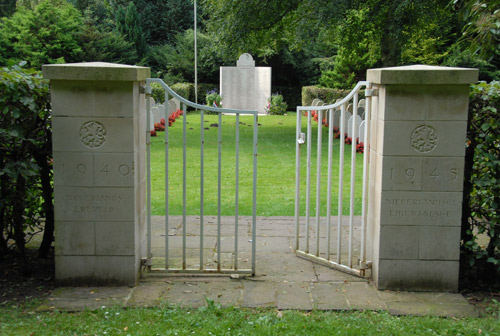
top-left (148, 97), bottom-right (181, 130)
top-left (310, 98), bottom-right (367, 143)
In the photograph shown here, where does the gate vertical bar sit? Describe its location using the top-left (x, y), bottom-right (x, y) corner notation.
top-left (217, 113), bottom-right (222, 271)
top-left (251, 113), bottom-right (258, 275)
top-left (294, 108), bottom-right (302, 250)
top-left (146, 86), bottom-right (152, 266)
top-left (360, 84), bottom-right (372, 272)
top-left (182, 103), bottom-right (187, 270)
top-left (165, 92), bottom-right (170, 269)
top-left (200, 109), bottom-right (205, 270)
top-left (348, 93), bottom-right (358, 268)
top-left (337, 104), bottom-right (346, 264)
top-left (234, 113), bottom-right (240, 270)
top-left (326, 108), bottom-right (334, 260)
top-left (315, 110), bottom-right (322, 256)
top-left (305, 111), bottom-right (312, 253)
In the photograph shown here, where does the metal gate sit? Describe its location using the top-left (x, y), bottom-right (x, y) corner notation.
top-left (144, 79), bottom-right (258, 275)
top-left (294, 81), bottom-right (374, 277)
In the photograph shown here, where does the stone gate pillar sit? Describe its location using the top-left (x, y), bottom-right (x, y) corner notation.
top-left (43, 62), bottom-right (150, 286)
top-left (366, 65), bottom-right (478, 291)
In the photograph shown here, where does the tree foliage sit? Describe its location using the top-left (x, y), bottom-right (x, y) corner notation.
top-left (0, 0), bottom-right (82, 68)
top-left (114, 2), bottom-right (147, 58)
top-left (78, 7), bottom-right (137, 63)
top-left (462, 81), bottom-right (500, 286)
top-left (0, 64), bottom-right (53, 260)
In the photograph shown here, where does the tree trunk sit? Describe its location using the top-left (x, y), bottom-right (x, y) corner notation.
top-left (37, 154), bottom-right (54, 259)
top-left (0, 172), bottom-right (8, 258)
top-left (12, 175), bottom-right (26, 256)
top-left (461, 131), bottom-right (475, 246)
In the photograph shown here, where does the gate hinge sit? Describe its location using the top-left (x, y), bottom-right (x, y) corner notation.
top-left (365, 88), bottom-right (378, 97)
top-left (360, 260), bottom-right (372, 270)
top-left (141, 257), bottom-right (153, 267)
top-left (141, 85), bottom-right (151, 95)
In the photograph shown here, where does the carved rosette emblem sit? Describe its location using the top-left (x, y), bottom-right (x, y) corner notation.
top-left (80, 121), bottom-right (106, 149)
top-left (410, 125), bottom-right (438, 153)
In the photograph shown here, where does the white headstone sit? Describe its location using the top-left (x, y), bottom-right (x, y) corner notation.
top-left (148, 97), bottom-right (156, 107)
top-left (347, 114), bottom-right (362, 139)
top-left (357, 99), bottom-right (366, 119)
top-left (157, 104), bottom-right (165, 120)
top-left (168, 99), bottom-right (176, 115)
top-left (358, 120), bottom-right (366, 143)
top-left (151, 106), bottom-right (160, 130)
top-left (220, 53), bottom-right (271, 114)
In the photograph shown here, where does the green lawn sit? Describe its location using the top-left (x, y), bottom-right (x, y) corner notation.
top-left (1, 302), bottom-right (499, 335)
top-left (151, 113), bottom-right (364, 216)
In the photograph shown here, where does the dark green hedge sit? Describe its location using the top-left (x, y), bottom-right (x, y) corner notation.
top-left (301, 86), bottom-right (350, 106)
top-left (170, 83), bottom-right (219, 106)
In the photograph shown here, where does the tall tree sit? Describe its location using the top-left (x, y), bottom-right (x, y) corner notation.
top-left (78, 8), bottom-right (138, 63)
top-left (0, 0), bottom-right (82, 68)
top-left (114, 1), bottom-right (147, 58)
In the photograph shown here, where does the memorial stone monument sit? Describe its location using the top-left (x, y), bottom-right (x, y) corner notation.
top-left (43, 62), bottom-right (149, 286)
top-left (220, 53), bottom-right (271, 114)
top-left (366, 65), bottom-right (478, 291)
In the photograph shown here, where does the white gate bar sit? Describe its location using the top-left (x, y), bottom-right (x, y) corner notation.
top-left (294, 107), bottom-right (302, 251)
top-left (348, 92), bottom-right (359, 268)
top-left (326, 108), bottom-right (334, 260)
top-left (200, 109), bottom-right (205, 270)
top-left (315, 110), bottom-right (322, 256)
top-left (251, 113), bottom-right (258, 275)
top-left (217, 113), bottom-right (222, 272)
top-left (337, 103), bottom-right (346, 264)
top-left (182, 103), bottom-right (187, 270)
top-left (360, 84), bottom-right (372, 273)
top-left (234, 113), bottom-right (240, 270)
top-left (165, 92), bottom-right (170, 270)
top-left (296, 251), bottom-right (363, 277)
top-left (305, 111), bottom-right (312, 253)
top-left (146, 86), bottom-right (152, 267)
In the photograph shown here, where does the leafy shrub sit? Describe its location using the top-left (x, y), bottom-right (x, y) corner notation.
top-left (171, 82), bottom-right (193, 101)
top-left (0, 63), bottom-right (53, 260)
top-left (266, 94), bottom-right (288, 115)
top-left (461, 81), bottom-right (500, 288)
top-left (302, 86), bottom-right (350, 106)
top-left (206, 88), bottom-right (222, 107)
top-left (150, 83), bottom-right (165, 104)
top-left (272, 85), bottom-right (301, 110)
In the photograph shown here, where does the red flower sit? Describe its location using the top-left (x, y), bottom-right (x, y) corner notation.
top-left (150, 130), bottom-right (157, 137)
top-left (345, 137), bottom-right (352, 145)
top-left (356, 142), bottom-right (364, 153)
top-left (160, 118), bottom-right (166, 126)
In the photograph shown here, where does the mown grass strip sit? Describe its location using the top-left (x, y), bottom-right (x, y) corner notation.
top-left (1, 302), bottom-right (498, 336)
top-left (151, 114), bottom-right (364, 216)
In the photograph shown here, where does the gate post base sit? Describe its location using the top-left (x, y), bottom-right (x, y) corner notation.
top-left (366, 65), bottom-right (478, 292)
top-left (43, 62), bottom-right (150, 286)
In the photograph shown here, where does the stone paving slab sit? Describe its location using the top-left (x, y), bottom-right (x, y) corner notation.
top-left (38, 216), bottom-right (478, 317)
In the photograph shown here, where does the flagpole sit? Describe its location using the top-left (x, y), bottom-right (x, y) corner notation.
top-left (194, 0), bottom-right (198, 105)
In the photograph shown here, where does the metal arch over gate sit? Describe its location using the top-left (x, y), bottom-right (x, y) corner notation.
top-left (144, 78), bottom-right (258, 275)
top-left (294, 81), bottom-right (374, 277)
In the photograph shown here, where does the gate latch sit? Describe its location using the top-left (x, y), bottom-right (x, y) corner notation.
top-left (297, 132), bottom-right (305, 144)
